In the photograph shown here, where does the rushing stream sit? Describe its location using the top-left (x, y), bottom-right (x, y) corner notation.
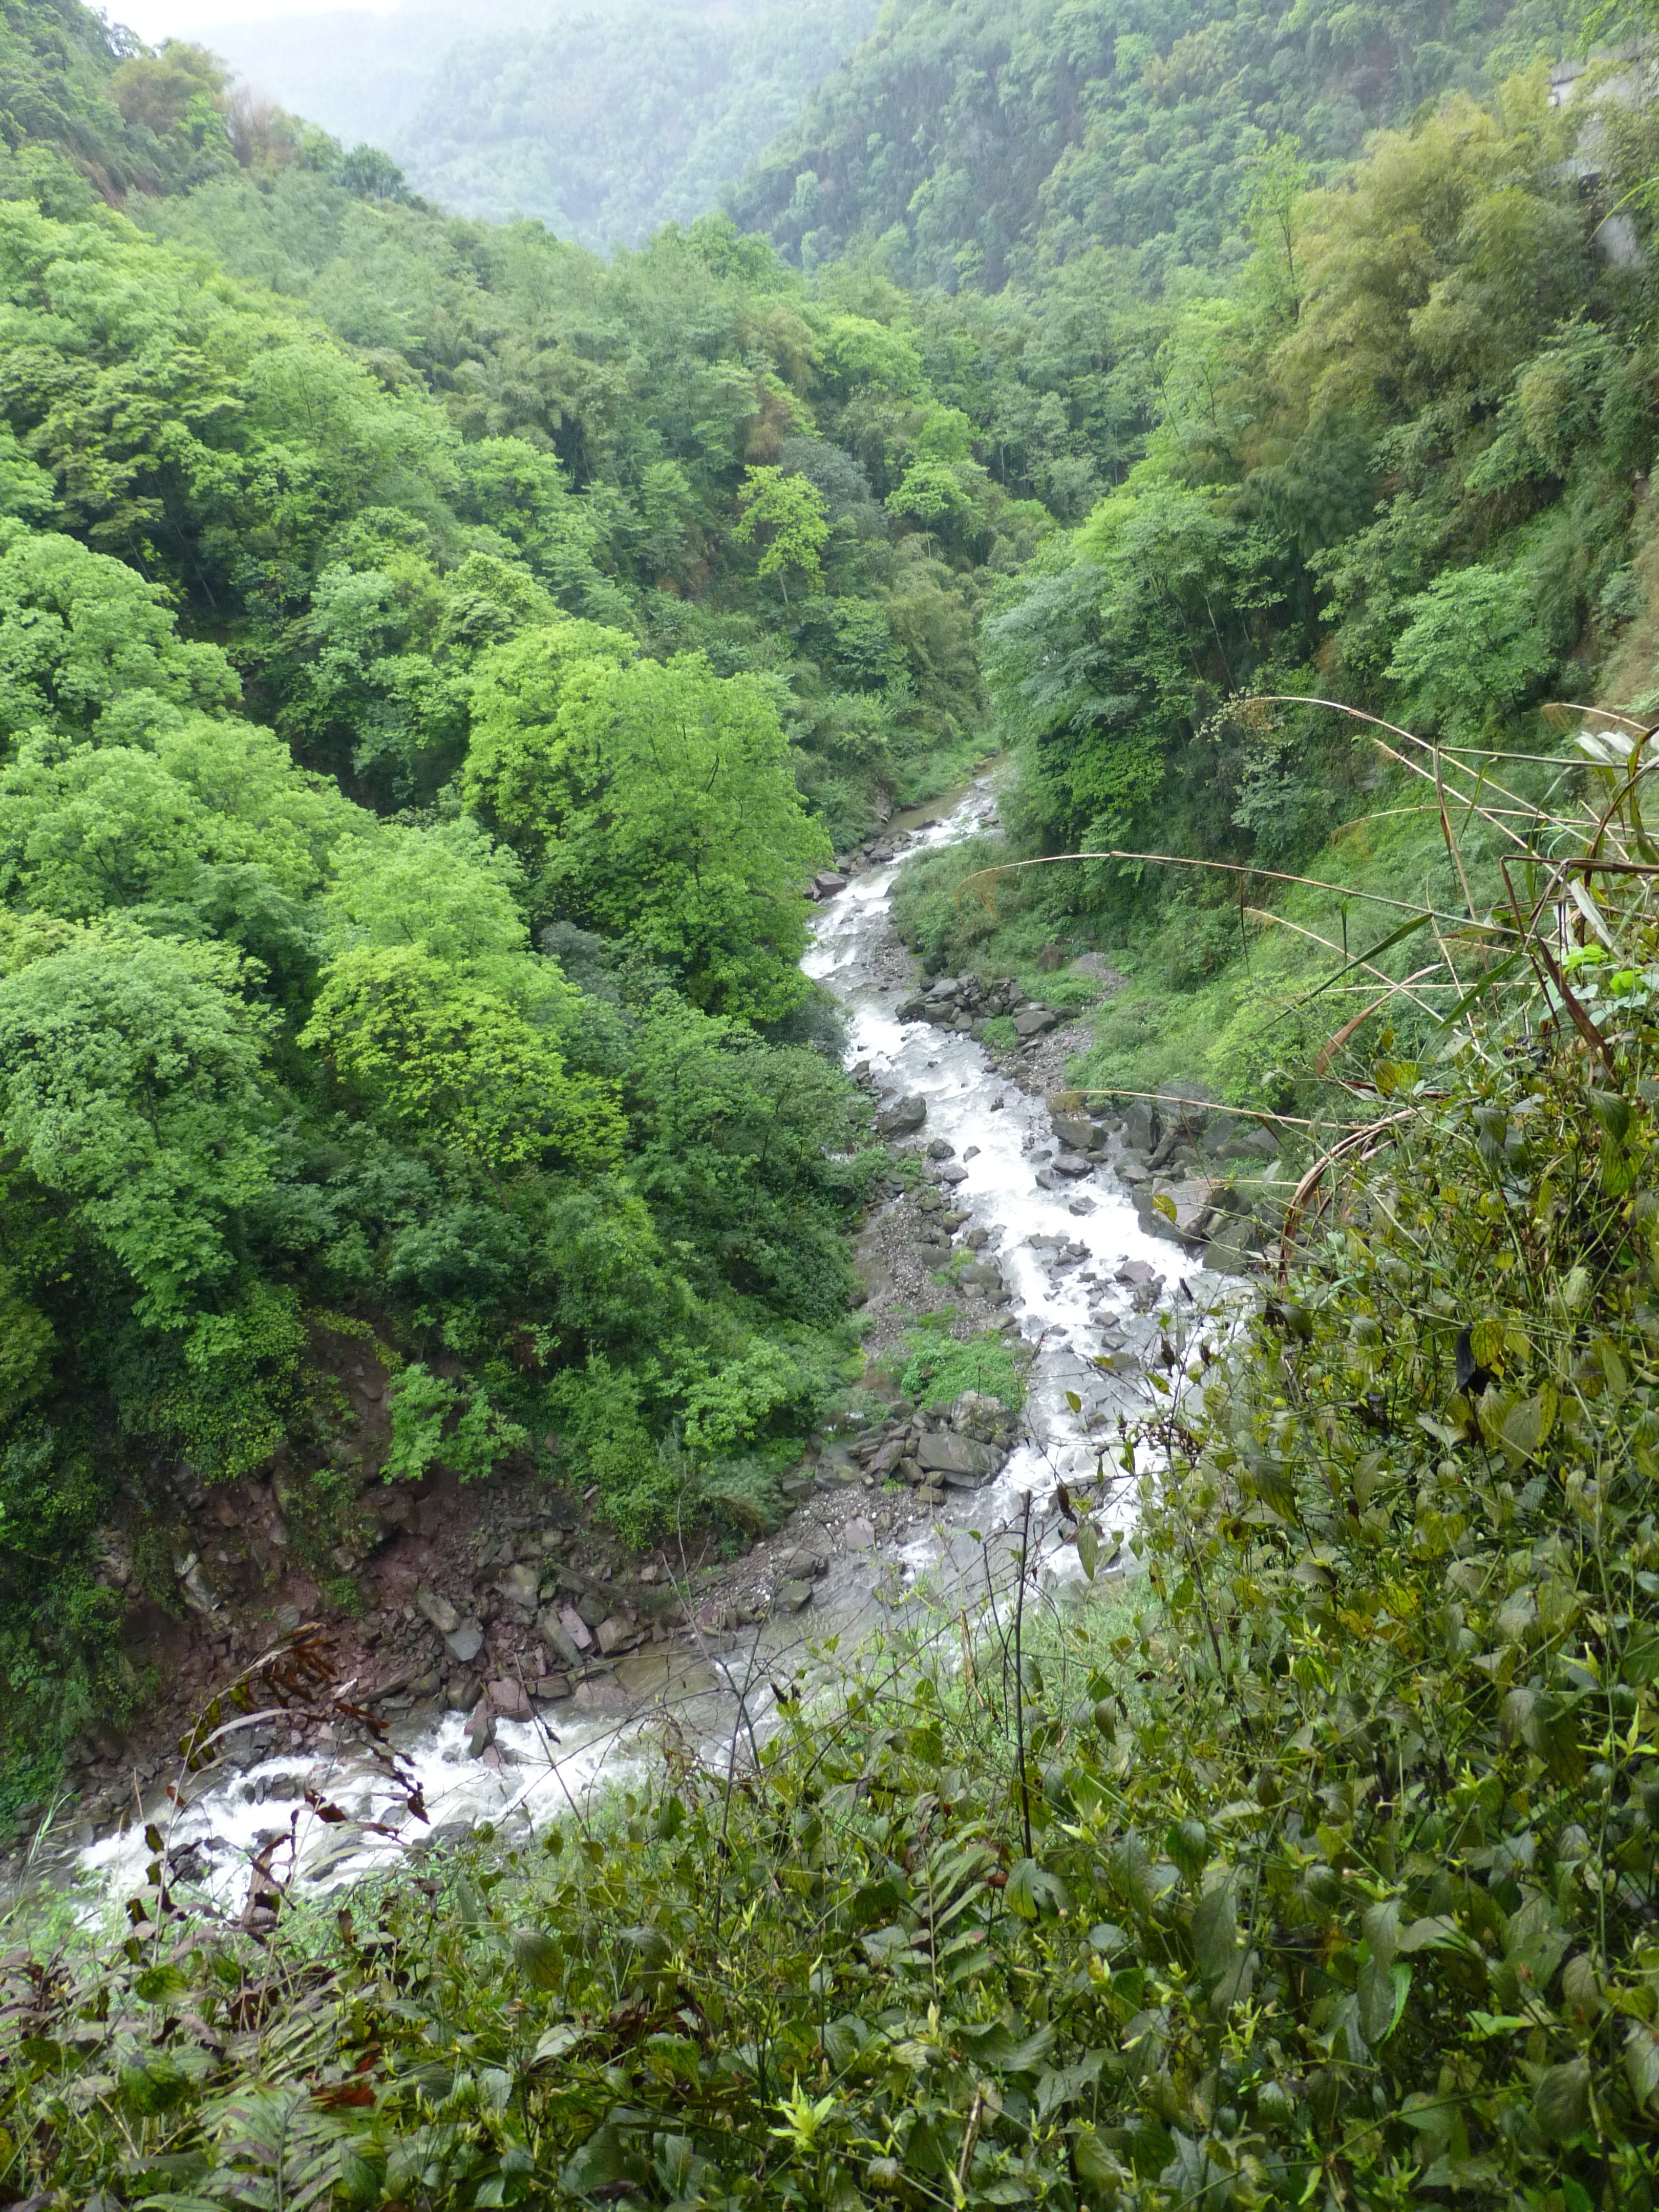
top-left (77, 777), bottom-right (1211, 1915)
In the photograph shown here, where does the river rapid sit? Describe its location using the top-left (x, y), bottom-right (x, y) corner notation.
top-left (76, 777), bottom-right (1212, 1917)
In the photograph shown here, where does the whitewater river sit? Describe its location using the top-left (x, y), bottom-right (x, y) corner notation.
top-left (78, 778), bottom-right (1210, 1912)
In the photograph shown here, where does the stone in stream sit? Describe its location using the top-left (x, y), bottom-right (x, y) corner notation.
top-left (876, 1094), bottom-right (926, 1135)
top-left (1052, 1151), bottom-right (1092, 1178)
top-left (464, 1703), bottom-right (496, 1758)
top-left (775, 1579), bottom-right (814, 1613)
top-left (926, 1138), bottom-right (955, 1159)
top-left (1051, 1114), bottom-right (1097, 1151)
top-left (916, 1432), bottom-right (1001, 1482)
top-left (487, 1677), bottom-right (532, 1723)
top-left (843, 1517), bottom-right (875, 1551)
top-left (775, 1544), bottom-right (830, 1579)
top-left (937, 1163), bottom-right (969, 1184)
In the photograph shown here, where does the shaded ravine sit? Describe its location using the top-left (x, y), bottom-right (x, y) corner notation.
top-left (77, 778), bottom-right (1211, 1913)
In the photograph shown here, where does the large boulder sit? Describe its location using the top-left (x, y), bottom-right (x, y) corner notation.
top-left (443, 1618), bottom-right (485, 1666)
top-left (916, 1431), bottom-right (1002, 1483)
top-left (1012, 1007), bottom-right (1059, 1039)
top-left (876, 1093), bottom-right (927, 1135)
top-left (1051, 1113), bottom-right (1097, 1152)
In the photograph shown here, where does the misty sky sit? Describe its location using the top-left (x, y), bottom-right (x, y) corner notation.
top-left (109, 0), bottom-right (398, 47)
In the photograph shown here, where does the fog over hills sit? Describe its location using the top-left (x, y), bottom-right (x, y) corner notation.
top-left (182, 0), bottom-right (878, 245)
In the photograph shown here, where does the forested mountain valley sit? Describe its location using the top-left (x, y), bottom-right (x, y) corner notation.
top-left (194, 0), bottom-right (882, 247)
top-left (9, 0), bottom-right (1659, 2201)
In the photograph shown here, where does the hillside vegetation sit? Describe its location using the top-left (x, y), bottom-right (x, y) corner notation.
top-left (199, 0), bottom-right (881, 249)
top-left (7, 0), bottom-right (1659, 2200)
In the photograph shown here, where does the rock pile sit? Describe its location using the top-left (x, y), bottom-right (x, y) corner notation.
top-left (895, 973), bottom-right (1059, 1043)
top-left (1073, 1085), bottom-right (1295, 1272)
top-left (850, 1391), bottom-right (1016, 1507)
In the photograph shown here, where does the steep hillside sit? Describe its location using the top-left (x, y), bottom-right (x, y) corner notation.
top-left (728, 0), bottom-right (1580, 287)
top-left (189, 0), bottom-right (880, 247)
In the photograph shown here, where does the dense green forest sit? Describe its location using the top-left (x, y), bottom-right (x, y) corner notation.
top-left (16, 0), bottom-right (1659, 2198)
top-left (0, 0), bottom-right (1053, 1761)
top-left (202, 0), bottom-right (881, 248)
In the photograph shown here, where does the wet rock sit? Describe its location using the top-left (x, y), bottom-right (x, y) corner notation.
top-left (876, 1094), bottom-right (926, 1135)
top-left (916, 1432), bottom-right (1001, 1481)
top-left (1116, 1260), bottom-right (1160, 1287)
top-left (843, 1517), bottom-right (875, 1551)
top-left (775, 1579), bottom-right (814, 1613)
top-left (533, 1673), bottom-right (570, 1704)
top-left (775, 1545), bottom-right (829, 1579)
top-left (409, 1667), bottom-right (443, 1699)
top-left (572, 1678), bottom-right (632, 1717)
top-left (1068, 1195), bottom-right (1095, 1215)
top-left (896, 995), bottom-right (929, 1021)
top-left (1051, 1113), bottom-right (1096, 1151)
top-left (815, 870), bottom-right (848, 895)
top-left (444, 1619), bottom-right (485, 1666)
top-left (447, 1672), bottom-right (481, 1711)
top-left (959, 1260), bottom-right (1003, 1291)
top-left (464, 1704), bottom-right (497, 1758)
top-left (937, 1162), bottom-right (969, 1184)
top-left (926, 1138), bottom-right (955, 1159)
top-left (416, 1588), bottom-right (460, 1637)
top-left (1052, 1151), bottom-right (1092, 1178)
top-left (596, 1615), bottom-right (640, 1657)
top-left (487, 1677), bottom-right (532, 1722)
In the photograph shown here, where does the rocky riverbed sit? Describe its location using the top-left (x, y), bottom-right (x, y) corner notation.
top-left (37, 774), bottom-right (1247, 1916)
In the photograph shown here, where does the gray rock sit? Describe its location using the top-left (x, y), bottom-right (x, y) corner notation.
top-left (876, 1094), bottom-right (927, 1135)
top-left (1121, 1099), bottom-right (1156, 1150)
top-left (571, 1678), bottom-right (632, 1717)
top-left (444, 1619), bottom-right (485, 1666)
top-left (926, 1138), bottom-right (956, 1159)
top-left (537, 1606), bottom-right (582, 1666)
top-left (497, 1563), bottom-right (540, 1609)
top-left (896, 995), bottom-right (928, 1021)
top-left (1012, 1007), bottom-right (1059, 1038)
top-left (1115, 1260), bottom-right (1160, 1286)
top-left (415, 1588), bottom-right (460, 1637)
top-left (916, 1432), bottom-right (1000, 1481)
top-left (1051, 1114), bottom-right (1096, 1151)
top-left (487, 1676), bottom-right (532, 1722)
top-left (775, 1579), bottom-right (814, 1613)
top-left (959, 1261), bottom-right (1003, 1290)
top-left (464, 1704), bottom-right (496, 1758)
top-left (843, 1517), bottom-right (875, 1551)
top-left (815, 870), bottom-right (848, 895)
top-left (937, 1162), bottom-right (969, 1184)
top-left (446, 1672), bottom-right (480, 1711)
top-left (775, 1544), bottom-right (829, 1579)
top-left (596, 1615), bottom-right (638, 1656)
top-left (1052, 1151), bottom-right (1092, 1178)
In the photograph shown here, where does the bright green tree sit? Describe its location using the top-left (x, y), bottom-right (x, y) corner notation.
top-left (732, 465), bottom-right (830, 605)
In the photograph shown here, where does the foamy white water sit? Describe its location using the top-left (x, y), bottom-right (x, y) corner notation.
top-left (77, 776), bottom-right (1219, 1911)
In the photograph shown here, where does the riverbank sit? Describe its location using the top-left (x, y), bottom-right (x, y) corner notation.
top-left (24, 772), bottom-right (1244, 1923)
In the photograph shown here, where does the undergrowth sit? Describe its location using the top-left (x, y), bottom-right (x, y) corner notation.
top-left (8, 718), bottom-right (1659, 2204)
